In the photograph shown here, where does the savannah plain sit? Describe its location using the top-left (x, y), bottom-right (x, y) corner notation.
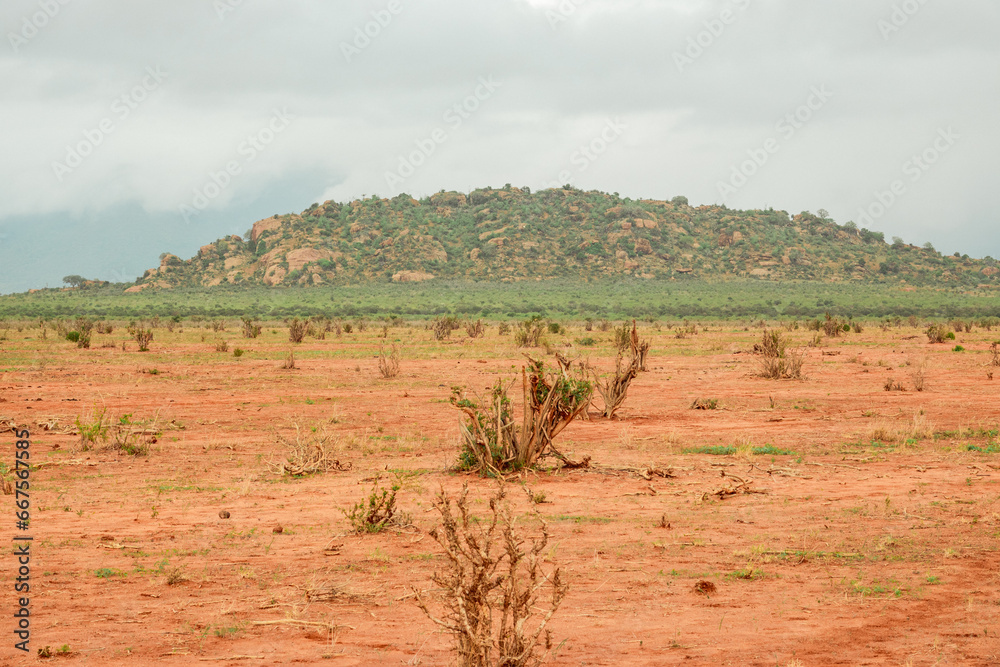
top-left (2, 316), bottom-right (999, 666)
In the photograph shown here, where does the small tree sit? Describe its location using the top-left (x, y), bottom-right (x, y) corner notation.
top-left (62, 275), bottom-right (86, 288)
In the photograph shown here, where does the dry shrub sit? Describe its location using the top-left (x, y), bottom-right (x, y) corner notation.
top-left (926, 324), bottom-right (951, 344)
top-left (514, 317), bottom-right (545, 348)
top-left (822, 313), bottom-right (846, 337)
top-left (466, 319), bottom-right (486, 339)
top-left (909, 358), bottom-right (927, 392)
top-left (432, 316), bottom-right (460, 340)
top-left (592, 322), bottom-right (649, 417)
top-left (497, 322), bottom-right (511, 336)
top-left (378, 344), bottom-right (401, 379)
top-left (214, 339), bottom-right (229, 353)
top-left (593, 354), bottom-right (639, 419)
top-left (287, 318), bottom-right (307, 343)
top-left (280, 350), bottom-right (296, 369)
top-left (990, 342), bottom-right (1000, 367)
top-left (241, 317), bottom-right (262, 339)
top-left (271, 425), bottom-right (350, 476)
top-left (452, 359), bottom-right (591, 474)
top-left (753, 330), bottom-right (804, 380)
top-left (415, 484), bottom-right (567, 667)
top-left (883, 377), bottom-right (905, 392)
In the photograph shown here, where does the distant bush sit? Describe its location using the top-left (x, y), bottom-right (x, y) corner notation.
top-left (287, 317), bottom-right (307, 343)
top-left (753, 329), bottom-right (803, 380)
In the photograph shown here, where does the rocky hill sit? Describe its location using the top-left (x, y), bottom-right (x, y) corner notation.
top-left (130, 186), bottom-right (999, 291)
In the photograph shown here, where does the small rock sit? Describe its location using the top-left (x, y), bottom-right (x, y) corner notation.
top-left (273, 526), bottom-right (283, 534)
top-left (218, 510), bottom-right (231, 519)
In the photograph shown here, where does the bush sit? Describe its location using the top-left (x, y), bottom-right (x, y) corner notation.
top-left (241, 317), bottom-right (262, 339)
top-left (547, 322), bottom-right (563, 335)
top-left (577, 337), bottom-right (596, 347)
top-left (433, 316), bottom-right (461, 340)
top-left (378, 344), bottom-right (401, 379)
top-left (65, 331), bottom-right (80, 343)
top-left (343, 481), bottom-right (406, 534)
top-left (214, 340), bottom-right (229, 352)
top-left (288, 318), bottom-right (307, 343)
top-left (513, 316), bottom-right (545, 348)
top-left (753, 329), bottom-right (804, 380)
top-left (452, 359), bottom-right (591, 474)
top-left (465, 319), bottom-right (485, 339)
top-left (415, 484), bottom-right (567, 667)
top-left (127, 323), bottom-right (153, 351)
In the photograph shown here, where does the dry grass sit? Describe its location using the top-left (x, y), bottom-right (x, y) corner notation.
top-left (415, 484), bottom-right (567, 667)
top-left (280, 350), bottom-right (296, 369)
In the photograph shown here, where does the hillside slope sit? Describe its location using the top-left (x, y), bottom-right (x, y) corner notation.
top-left (132, 187), bottom-right (999, 291)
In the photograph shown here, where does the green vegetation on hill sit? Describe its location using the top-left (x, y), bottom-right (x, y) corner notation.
top-left (132, 186), bottom-right (998, 290)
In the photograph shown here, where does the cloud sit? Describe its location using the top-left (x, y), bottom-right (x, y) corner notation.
top-left (1, 0), bottom-right (998, 291)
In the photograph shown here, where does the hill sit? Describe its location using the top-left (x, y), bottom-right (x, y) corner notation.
top-left (131, 186), bottom-right (999, 291)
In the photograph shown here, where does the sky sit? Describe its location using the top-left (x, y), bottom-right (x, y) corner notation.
top-left (1, 0), bottom-right (998, 293)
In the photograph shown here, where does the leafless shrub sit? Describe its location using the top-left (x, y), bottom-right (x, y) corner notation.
top-left (753, 329), bottom-right (803, 380)
top-left (466, 319), bottom-right (486, 339)
top-left (592, 353), bottom-right (640, 418)
top-left (909, 358), bottom-right (927, 392)
top-left (210, 320), bottom-right (226, 332)
top-left (415, 484), bottom-right (567, 667)
top-left (433, 316), bottom-right (461, 341)
top-left (990, 342), bottom-right (999, 367)
top-left (514, 317), bottom-right (545, 348)
top-left (822, 313), bottom-right (845, 337)
top-left (288, 318), bottom-right (307, 343)
top-left (271, 425), bottom-right (350, 476)
top-left (280, 350), bottom-right (295, 369)
top-left (883, 377), bottom-right (905, 392)
top-left (452, 359), bottom-right (591, 474)
top-left (214, 339), bottom-right (229, 353)
top-left (497, 322), bottom-right (511, 336)
top-left (241, 317), bottom-right (262, 339)
top-left (378, 344), bottom-right (401, 379)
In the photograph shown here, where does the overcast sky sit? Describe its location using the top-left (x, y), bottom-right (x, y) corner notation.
top-left (1, 0), bottom-right (998, 293)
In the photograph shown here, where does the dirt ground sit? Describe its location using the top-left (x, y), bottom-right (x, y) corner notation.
top-left (1, 319), bottom-right (999, 666)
